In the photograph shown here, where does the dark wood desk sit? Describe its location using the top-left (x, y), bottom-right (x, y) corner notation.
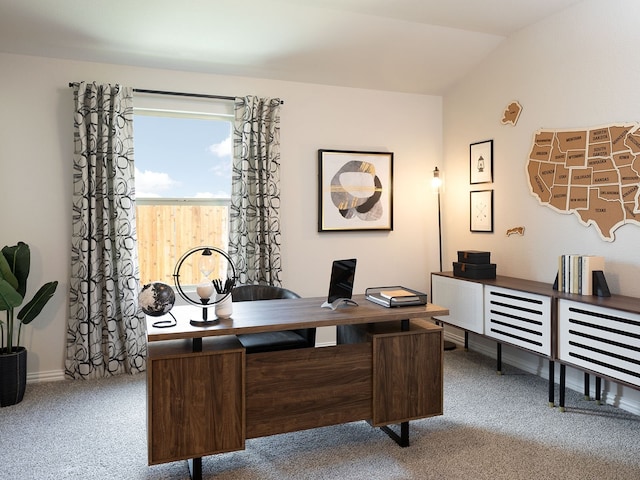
top-left (146, 295), bottom-right (448, 479)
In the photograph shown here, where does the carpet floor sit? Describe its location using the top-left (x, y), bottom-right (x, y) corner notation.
top-left (2, 349), bottom-right (640, 479)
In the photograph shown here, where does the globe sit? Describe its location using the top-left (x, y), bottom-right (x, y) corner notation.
top-left (139, 282), bottom-right (176, 317)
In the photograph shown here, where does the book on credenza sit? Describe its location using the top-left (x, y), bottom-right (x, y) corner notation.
top-left (557, 254), bottom-right (605, 295)
top-left (581, 255), bottom-right (605, 296)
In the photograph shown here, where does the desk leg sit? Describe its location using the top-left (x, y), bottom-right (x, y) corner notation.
top-left (595, 376), bottom-right (602, 405)
top-left (188, 457), bottom-right (202, 480)
top-left (380, 422), bottom-right (410, 447)
top-left (496, 343), bottom-right (502, 375)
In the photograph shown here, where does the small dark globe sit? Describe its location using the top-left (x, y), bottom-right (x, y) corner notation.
top-left (139, 282), bottom-right (176, 317)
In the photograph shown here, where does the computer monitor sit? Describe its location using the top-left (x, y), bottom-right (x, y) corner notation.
top-left (321, 258), bottom-right (358, 310)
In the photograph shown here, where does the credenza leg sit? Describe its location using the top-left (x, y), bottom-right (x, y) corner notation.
top-left (559, 364), bottom-right (566, 412)
top-left (380, 421), bottom-right (410, 447)
top-left (188, 457), bottom-right (202, 480)
top-left (548, 360), bottom-right (555, 407)
top-left (496, 343), bottom-right (502, 375)
top-left (595, 376), bottom-right (602, 405)
top-left (584, 372), bottom-right (590, 400)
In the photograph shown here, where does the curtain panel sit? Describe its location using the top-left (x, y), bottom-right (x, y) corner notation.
top-left (230, 96), bottom-right (283, 286)
top-left (66, 82), bottom-right (146, 380)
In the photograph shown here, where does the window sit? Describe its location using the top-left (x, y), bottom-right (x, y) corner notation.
top-left (133, 94), bottom-right (233, 286)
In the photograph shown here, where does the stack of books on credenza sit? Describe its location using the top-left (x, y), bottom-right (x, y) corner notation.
top-left (555, 254), bottom-right (609, 296)
top-left (452, 250), bottom-right (496, 279)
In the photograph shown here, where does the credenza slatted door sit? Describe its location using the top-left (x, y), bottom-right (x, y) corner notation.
top-left (558, 299), bottom-right (640, 387)
top-left (484, 286), bottom-right (552, 356)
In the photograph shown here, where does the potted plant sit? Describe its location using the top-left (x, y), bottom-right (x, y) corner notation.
top-left (0, 242), bottom-right (57, 407)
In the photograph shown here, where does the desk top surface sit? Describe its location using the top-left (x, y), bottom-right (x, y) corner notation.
top-left (147, 294), bottom-right (449, 342)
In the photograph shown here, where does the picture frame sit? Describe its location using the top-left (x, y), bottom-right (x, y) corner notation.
top-left (318, 149), bottom-right (393, 232)
top-left (470, 189), bottom-right (494, 232)
top-left (470, 140), bottom-right (493, 184)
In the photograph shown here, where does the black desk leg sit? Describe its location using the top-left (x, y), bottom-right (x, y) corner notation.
top-left (496, 343), bottom-right (502, 375)
top-left (380, 422), bottom-right (410, 447)
top-left (188, 457), bottom-right (202, 480)
top-left (548, 360), bottom-right (555, 407)
top-left (559, 364), bottom-right (566, 412)
top-left (595, 376), bottom-right (602, 405)
top-left (187, 341), bottom-right (203, 479)
top-left (464, 331), bottom-right (469, 351)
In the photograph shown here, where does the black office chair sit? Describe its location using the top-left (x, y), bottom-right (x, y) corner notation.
top-left (232, 285), bottom-right (316, 353)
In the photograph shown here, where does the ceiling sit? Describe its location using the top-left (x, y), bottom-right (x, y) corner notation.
top-left (0, 0), bottom-right (583, 95)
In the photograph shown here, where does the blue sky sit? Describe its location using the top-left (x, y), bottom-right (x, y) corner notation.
top-left (134, 115), bottom-right (232, 198)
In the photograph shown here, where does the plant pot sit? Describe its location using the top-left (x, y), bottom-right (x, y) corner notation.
top-left (0, 346), bottom-right (27, 407)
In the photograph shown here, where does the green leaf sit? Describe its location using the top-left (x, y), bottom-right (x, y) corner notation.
top-left (0, 278), bottom-right (23, 311)
top-left (0, 253), bottom-right (19, 291)
top-left (17, 281), bottom-right (58, 324)
top-left (2, 242), bottom-right (30, 297)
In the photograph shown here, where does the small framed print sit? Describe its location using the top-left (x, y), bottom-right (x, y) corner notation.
top-left (470, 189), bottom-right (493, 232)
top-left (470, 140), bottom-right (493, 184)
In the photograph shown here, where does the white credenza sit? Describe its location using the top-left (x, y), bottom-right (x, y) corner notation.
top-left (432, 271), bottom-right (640, 410)
top-left (431, 272), bottom-right (553, 357)
top-left (558, 299), bottom-right (640, 388)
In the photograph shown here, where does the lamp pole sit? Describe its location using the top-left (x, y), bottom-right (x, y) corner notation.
top-left (433, 166), bottom-right (455, 351)
top-left (436, 171), bottom-right (443, 272)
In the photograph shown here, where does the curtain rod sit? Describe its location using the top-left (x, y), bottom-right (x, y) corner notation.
top-left (67, 83), bottom-right (283, 104)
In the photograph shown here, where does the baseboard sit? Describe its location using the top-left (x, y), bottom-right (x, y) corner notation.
top-left (27, 370), bottom-right (66, 383)
top-left (443, 329), bottom-right (640, 417)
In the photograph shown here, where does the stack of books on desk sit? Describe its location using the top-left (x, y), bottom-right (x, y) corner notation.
top-left (365, 286), bottom-right (427, 307)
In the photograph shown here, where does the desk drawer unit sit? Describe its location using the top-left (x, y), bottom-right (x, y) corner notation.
top-left (558, 299), bottom-right (640, 387)
top-left (484, 286), bottom-right (552, 356)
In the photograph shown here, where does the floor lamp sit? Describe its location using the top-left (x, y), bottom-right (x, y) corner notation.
top-left (433, 167), bottom-right (456, 351)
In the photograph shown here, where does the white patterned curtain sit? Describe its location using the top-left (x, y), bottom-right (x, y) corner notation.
top-left (230, 96), bottom-right (282, 286)
top-left (66, 82), bottom-right (146, 380)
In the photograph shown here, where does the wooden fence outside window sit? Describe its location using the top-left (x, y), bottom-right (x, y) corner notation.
top-left (136, 202), bottom-right (229, 286)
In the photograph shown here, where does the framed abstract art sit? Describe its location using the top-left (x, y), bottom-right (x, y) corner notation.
top-left (318, 149), bottom-right (393, 232)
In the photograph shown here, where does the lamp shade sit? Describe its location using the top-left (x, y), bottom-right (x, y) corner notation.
top-left (432, 166), bottom-right (443, 190)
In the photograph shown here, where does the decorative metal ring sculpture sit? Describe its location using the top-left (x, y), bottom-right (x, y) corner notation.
top-left (173, 246), bottom-right (237, 326)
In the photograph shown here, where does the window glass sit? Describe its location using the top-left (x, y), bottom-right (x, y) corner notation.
top-left (134, 104), bottom-right (233, 286)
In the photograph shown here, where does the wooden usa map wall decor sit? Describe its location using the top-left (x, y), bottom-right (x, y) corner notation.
top-left (527, 124), bottom-right (640, 241)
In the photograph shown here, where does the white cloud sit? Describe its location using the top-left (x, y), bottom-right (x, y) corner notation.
top-left (207, 135), bottom-right (232, 158)
top-left (135, 167), bottom-right (179, 197)
top-left (194, 190), bottom-right (231, 199)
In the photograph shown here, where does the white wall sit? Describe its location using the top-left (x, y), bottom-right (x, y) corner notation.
top-left (442, 0), bottom-right (640, 413)
top-left (0, 52), bottom-right (442, 379)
